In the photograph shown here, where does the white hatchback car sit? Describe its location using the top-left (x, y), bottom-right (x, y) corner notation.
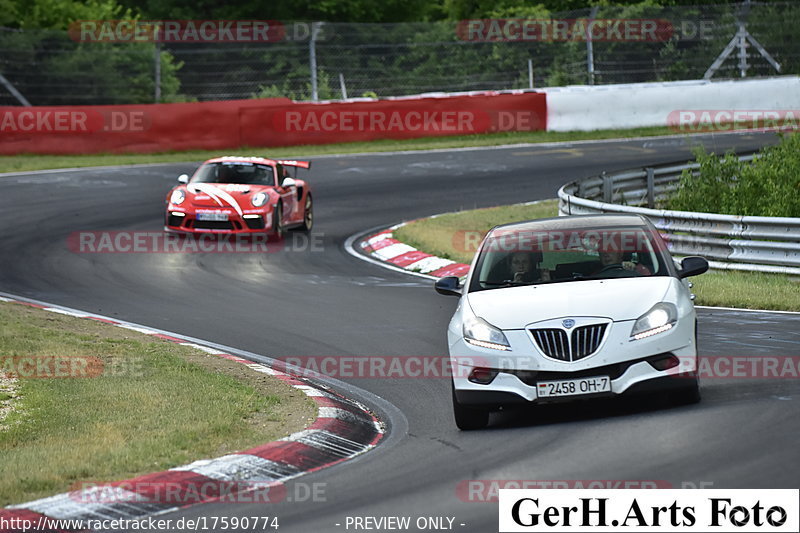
top-left (435, 214), bottom-right (709, 430)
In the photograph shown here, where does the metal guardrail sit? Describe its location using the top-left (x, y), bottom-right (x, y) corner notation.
top-left (557, 153), bottom-right (800, 275)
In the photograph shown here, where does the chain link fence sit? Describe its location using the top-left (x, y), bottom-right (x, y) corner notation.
top-left (1, 3), bottom-right (798, 106)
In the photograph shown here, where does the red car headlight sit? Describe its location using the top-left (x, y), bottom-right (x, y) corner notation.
top-left (252, 192), bottom-right (268, 207)
top-left (170, 190), bottom-right (185, 205)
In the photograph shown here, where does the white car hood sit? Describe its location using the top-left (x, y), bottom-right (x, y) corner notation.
top-left (466, 277), bottom-right (673, 329)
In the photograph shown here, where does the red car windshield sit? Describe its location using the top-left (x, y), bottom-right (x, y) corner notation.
top-left (192, 162), bottom-right (275, 186)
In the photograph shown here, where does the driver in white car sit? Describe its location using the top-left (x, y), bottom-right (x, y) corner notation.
top-left (597, 249), bottom-right (650, 275)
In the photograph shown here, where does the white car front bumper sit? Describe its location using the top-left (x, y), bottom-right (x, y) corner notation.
top-left (449, 314), bottom-right (697, 405)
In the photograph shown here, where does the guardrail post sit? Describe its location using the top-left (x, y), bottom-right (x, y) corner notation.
top-left (646, 167), bottom-right (655, 208)
top-left (602, 172), bottom-right (612, 203)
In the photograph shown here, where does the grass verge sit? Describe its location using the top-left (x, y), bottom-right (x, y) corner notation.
top-left (394, 200), bottom-right (800, 311)
top-left (0, 126), bottom-right (679, 174)
top-left (396, 201), bottom-right (557, 265)
top-left (0, 302), bottom-right (316, 506)
top-left (687, 270), bottom-right (800, 311)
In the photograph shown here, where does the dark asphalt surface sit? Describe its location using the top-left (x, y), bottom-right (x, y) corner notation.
top-left (1, 132), bottom-right (798, 532)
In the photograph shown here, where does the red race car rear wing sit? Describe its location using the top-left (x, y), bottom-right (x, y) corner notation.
top-left (277, 160), bottom-right (311, 169)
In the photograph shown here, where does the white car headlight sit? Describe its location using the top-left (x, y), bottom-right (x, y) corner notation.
top-left (170, 189), bottom-right (185, 205)
top-left (463, 315), bottom-right (510, 351)
top-left (252, 192), bottom-right (268, 207)
top-left (630, 302), bottom-right (678, 340)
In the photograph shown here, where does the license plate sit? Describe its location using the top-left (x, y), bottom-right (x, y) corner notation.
top-left (196, 212), bottom-right (229, 221)
top-left (536, 376), bottom-right (611, 398)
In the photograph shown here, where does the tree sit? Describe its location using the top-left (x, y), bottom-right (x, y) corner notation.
top-left (0, 0), bottom-right (185, 104)
top-left (117, 0), bottom-right (438, 23)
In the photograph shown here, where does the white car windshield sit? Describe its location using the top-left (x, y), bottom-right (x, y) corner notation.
top-left (470, 225), bottom-right (670, 292)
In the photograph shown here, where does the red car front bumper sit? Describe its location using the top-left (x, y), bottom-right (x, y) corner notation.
top-left (165, 208), bottom-right (271, 234)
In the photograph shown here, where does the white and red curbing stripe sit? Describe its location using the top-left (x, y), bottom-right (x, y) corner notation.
top-left (0, 295), bottom-right (383, 533)
top-left (359, 224), bottom-right (470, 279)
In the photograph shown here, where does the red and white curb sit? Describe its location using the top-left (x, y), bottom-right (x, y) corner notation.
top-left (0, 295), bottom-right (383, 532)
top-left (356, 223), bottom-right (470, 280)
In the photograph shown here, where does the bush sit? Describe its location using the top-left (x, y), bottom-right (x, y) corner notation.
top-left (667, 133), bottom-right (800, 217)
top-left (253, 69), bottom-right (338, 101)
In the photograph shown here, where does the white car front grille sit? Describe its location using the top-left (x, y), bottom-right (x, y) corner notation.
top-left (530, 323), bottom-right (608, 362)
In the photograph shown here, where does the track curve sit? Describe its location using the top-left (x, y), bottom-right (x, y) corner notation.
top-left (1, 132), bottom-right (798, 532)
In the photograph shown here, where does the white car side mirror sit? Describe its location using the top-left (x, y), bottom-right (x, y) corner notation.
top-left (178, 174), bottom-right (189, 184)
top-left (282, 177), bottom-right (296, 188)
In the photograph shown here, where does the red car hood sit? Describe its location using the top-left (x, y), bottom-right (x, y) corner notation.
top-left (186, 183), bottom-right (270, 213)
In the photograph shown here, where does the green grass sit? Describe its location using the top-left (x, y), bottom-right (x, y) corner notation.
top-left (395, 201), bottom-right (558, 264)
top-left (689, 270), bottom-right (800, 311)
top-left (0, 302), bottom-right (316, 506)
top-left (0, 126), bottom-right (679, 173)
top-left (395, 199), bottom-right (800, 311)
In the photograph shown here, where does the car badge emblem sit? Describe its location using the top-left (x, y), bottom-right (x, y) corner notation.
top-left (562, 319), bottom-right (575, 329)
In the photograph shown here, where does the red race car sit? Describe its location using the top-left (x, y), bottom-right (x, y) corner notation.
top-left (165, 156), bottom-right (313, 236)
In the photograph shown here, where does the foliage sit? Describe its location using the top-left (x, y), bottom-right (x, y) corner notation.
top-left (0, 0), bottom-right (185, 104)
top-left (253, 69), bottom-right (338, 100)
top-left (3, 0), bottom-right (134, 29)
top-left (0, 29), bottom-right (185, 104)
top-left (116, 0), bottom-right (438, 23)
top-left (1, 0), bottom-right (797, 104)
top-left (445, 0), bottom-right (800, 20)
top-left (667, 133), bottom-right (800, 217)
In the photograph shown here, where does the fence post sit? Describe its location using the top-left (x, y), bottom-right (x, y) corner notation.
top-left (602, 171), bottom-right (612, 203)
top-left (339, 73), bottom-right (347, 99)
top-left (154, 42), bottom-right (162, 103)
top-left (528, 59), bottom-right (533, 89)
top-left (586, 5), bottom-right (599, 85)
top-left (309, 22), bottom-right (322, 101)
top-left (646, 167), bottom-right (655, 208)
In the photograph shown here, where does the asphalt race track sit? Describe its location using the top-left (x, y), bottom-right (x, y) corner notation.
top-left (1, 132), bottom-right (798, 532)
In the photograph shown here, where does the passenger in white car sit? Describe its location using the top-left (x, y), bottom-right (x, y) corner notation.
top-left (508, 251), bottom-right (550, 282)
